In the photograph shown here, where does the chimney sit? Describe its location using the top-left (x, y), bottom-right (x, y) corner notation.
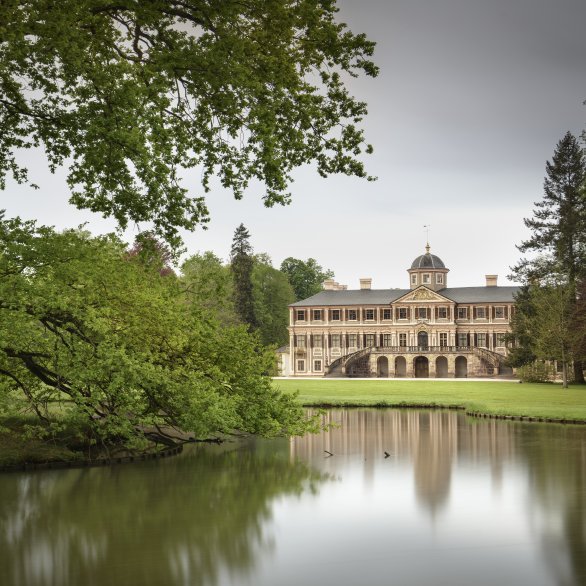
top-left (322, 278), bottom-right (335, 290)
top-left (485, 274), bottom-right (498, 287)
top-left (360, 278), bottom-right (372, 290)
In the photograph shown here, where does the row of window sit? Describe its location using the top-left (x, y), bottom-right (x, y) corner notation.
top-left (294, 333), bottom-right (507, 348)
top-left (411, 272), bottom-right (444, 286)
top-left (295, 306), bottom-right (509, 322)
top-left (296, 359), bottom-right (322, 372)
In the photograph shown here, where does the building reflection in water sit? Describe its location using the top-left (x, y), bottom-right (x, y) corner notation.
top-left (290, 409), bottom-right (516, 516)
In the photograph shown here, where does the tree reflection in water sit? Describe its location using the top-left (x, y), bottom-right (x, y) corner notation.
top-left (521, 424), bottom-right (586, 586)
top-left (0, 439), bottom-right (329, 586)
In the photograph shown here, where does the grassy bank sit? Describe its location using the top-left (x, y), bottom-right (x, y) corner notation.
top-left (274, 379), bottom-right (586, 421)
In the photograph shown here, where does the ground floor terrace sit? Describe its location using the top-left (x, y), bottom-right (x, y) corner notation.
top-left (326, 346), bottom-right (511, 379)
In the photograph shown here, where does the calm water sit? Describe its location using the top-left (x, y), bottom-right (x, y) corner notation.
top-left (0, 409), bottom-right (585, 586)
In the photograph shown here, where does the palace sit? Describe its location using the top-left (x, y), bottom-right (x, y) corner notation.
top-left (282, 246), bottom-right (519, 378)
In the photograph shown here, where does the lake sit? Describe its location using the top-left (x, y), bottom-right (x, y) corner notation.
top-left (0, 409), bottom-right (584, 586)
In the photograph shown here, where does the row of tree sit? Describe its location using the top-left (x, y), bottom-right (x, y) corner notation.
top-left (194, 223), bottom-right (334, 347)
top-left (508, 132), bottom-right (586, 387)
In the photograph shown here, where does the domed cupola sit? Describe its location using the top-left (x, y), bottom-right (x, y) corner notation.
top-left (408, 244), bottom-right (449, 290)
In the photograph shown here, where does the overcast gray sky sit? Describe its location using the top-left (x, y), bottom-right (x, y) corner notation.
top-left (3, 0), bottom-right (586, 289)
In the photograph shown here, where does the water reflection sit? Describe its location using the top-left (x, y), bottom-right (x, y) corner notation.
top-left (0, 440), bottom-right (328, 586)
top-left (0, 410), bottom-right (585, 586)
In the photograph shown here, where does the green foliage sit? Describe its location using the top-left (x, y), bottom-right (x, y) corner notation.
top-left (511, 132), bottom-right (586, 384)
top-left (280, 257), bottom-right (334, 301)
top-left (516, 362), bottom-right (556, 383)
top-left (230, 224), bottom-right (257, 328)
top-left (506, 285), bottom-right (537, 367)
top-left (252, 256), bottom-right (295, 347)
top-left (181, 251), bottom-right (239, 326)
top-left (512, 131), bottom-right (586, 285)
top-left (0, 215), bottom-right (317, 451)
top-left (0, 0), bottom-right (377, 245)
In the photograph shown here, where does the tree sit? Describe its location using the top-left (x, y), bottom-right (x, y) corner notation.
top-left (280, 257), bottom-right (334, 301)
top-left (0, 215), bottom-right (318, 452)
top-left (0, 1), bottom-right (377, 244)
top-left (252, 256), bottom-right (295, 347)
top-left (230, 224), bottom-right (257, 329)
top-left (511, 131), bottom-right (586, 382)
top-left (529, 283), bottom-right (575, 388)
top-left (127, 231), bottom-right (176, 276)
top-left (181, 251), bottom-right (238, 326)
top-left (505, 285), bottom-right (537, 368)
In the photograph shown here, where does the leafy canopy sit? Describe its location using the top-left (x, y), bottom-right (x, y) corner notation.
top-left (0, 215), bottom-right (318, 450)
top-left (0, 0), bottom-right (378, 244)
top-left (280, 256), bottom-right (334, 300)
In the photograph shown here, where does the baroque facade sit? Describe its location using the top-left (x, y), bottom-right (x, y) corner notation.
top-left (285, 246), bottom-right (519, 378)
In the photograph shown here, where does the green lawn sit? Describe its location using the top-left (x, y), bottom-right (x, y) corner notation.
top-left (274, 379), bottom-right (586, 421)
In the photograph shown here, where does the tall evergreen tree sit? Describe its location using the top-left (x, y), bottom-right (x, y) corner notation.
top-left (511, 131), bottom-right (586, 382)
top-left (230, 224), bottom-right (257, 329)
top-left (513, 131), bottom-right (586, 283)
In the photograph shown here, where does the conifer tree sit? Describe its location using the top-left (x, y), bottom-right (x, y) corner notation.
top-left (230, 224), bottom-right (257, 329)
top-left (511, 131), bottom-right (586, 382)
top-left (513, 131), bottom-right (586, 284)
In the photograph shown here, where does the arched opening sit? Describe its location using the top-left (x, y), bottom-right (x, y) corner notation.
top-left (435, 356), bottom-right (448, 378)
top-left (377, 356), bottom-right (389, 378)
top-left (455, 356), bottom-right (468, 378)
top-left (395, 356), bottom-right (407, 377)
top-left (414, 356), bottom-right (429, 378)
top-left (417, 331), bottom-right (429, 350)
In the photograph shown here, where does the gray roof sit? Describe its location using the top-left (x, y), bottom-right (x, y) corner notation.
top-left (290, 286), bottom-right (520, 307)
top-left (410, 252), bottom-right (446, 269)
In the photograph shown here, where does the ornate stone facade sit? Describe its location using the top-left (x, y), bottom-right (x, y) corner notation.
top-left (286, 247), bottom-right (518, 378)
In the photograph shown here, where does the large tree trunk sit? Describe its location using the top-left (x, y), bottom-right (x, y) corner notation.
top-left (573, 360), bottom-right (585, 384)
top-left (562, 361), bottom-right (568, 389)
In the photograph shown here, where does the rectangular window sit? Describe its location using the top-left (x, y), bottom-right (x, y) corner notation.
top-left (398, 307), bottom-right (408, 320)
top-left (494, 306), bottom-right (505, 319)
top-left (331, 334), bottom-right (341, 348)
top-left (365, 308), bottom-right (375, 320)
top-left (295, 335), bottom-right (306, 348)
top-left (296, 310), bottom-right (306, 321)
top-left (399, 333), bottom-right (407, 347)
top-left (365, 334), bottom-right (375, 347)
top-left (382, 308), bottom-right (391, 320)
top-left (417, 307), bottom-right (428, 319)
top-left (475, 307), bottom-right (486, 319)
top-left (347, 309), bottom-right (357, 321)
top-left (331, 309), bottom-right (341, 321)
top-left (437, 307), bottom-right (447, 319)
top-left (297, 359), bottom-right (305, 371)
top-left (313, 334), bottom-right (322, 348)
top-left (436, 273), bottom-right (444, 285)
top-left (411, 274), bottom-right (417, 285)
top-left (458, 333), bottom-right (468, 347)
top-left (458, 307), bottom-right (468, 320)
top-left (383, 334), bottom-right (392, 347)
top-left (477, 333), bottom-right (487, 347)
top-left (496, 333), bottom-right (506, 347)
top-left (313, 309), bottom-right (322, 321)
top-left (439, 333), bottom-right (448, 347)
top-left (313, 360), bottom-right (322, 371)
top-left (422, 273), bottom-right (431, 284)
top-left (348, 334), bottom-right (357, 347)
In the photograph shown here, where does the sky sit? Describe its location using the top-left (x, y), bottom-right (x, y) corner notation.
top-left (3, 0), bottom-right (586, 289)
